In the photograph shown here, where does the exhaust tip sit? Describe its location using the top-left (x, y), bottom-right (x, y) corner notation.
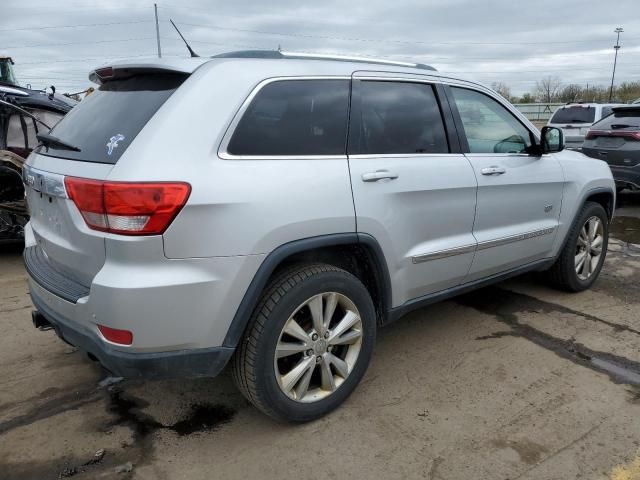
top-left (32, 310), bottom-right (53, 331)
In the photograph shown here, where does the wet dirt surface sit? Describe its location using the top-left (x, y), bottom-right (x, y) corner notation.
top-left (1, 193), bottom-right (640, 479)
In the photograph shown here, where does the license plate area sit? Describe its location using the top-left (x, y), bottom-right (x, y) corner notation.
top-left (595, 137), bottom-right (624, 148)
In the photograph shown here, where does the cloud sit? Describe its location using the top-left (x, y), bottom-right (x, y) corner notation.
top-left (2, 0), bottom-right (638, 95)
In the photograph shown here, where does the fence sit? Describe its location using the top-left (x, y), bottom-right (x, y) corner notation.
top-left (513, 103), bottom-right (564, 122)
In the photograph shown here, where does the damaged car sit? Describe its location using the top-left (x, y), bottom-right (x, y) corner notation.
top-left (0, 56), bottom-right (76, 240)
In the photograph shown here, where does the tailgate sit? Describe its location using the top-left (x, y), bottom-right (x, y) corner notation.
top-left (24, 154), bottom-right (113, 286)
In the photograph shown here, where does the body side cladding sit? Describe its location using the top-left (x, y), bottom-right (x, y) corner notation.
top-left (222, 233), bottom-right (393, 348)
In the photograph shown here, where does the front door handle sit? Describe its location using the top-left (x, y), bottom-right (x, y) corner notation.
top-left (481, 166), bottom-right (506, 176)
top-left (362, 170), bottom-right (399, 182)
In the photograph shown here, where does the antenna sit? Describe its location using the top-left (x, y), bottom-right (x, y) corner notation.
top-left (169, 19), bottom-right (199, 58)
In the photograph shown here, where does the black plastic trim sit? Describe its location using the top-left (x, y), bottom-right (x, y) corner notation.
top-left (222, 233), bottom-right (392, 348)
top-left (581, 186), bottom-right (615, 220)
top-left (386, 257), bottom-right (555, 324)
top-left (24, 245), bottom-right (90, 303)
top-left (435, 83), bottom-right (462, 154)
top-left (30, 290), bottom-right (233, 379)
top-left (440, 84), bottom-right (471, 153)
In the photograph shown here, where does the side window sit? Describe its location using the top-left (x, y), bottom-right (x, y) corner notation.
top-left (451, 87), bottom-right (532, 154)
top-left (350, 81), bottom-right (449, 155)
top-left (227, 79), bottom-right (350, 156)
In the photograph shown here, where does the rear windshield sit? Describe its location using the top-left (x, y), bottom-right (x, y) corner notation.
top-left (36, 73), bottom-right (186, 164)
top-left (593, 109), bottom-right (640, 129)
top-left (550, 106), bottom-right (596, 124)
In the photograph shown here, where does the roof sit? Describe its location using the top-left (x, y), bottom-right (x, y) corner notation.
top-left (90, 50), bottom-right (440, 82)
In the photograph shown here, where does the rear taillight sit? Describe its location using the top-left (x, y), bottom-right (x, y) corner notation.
top-left (585, 130), bottom-right (640, 141)
top-left (64, 177), bottom-right (191, 235)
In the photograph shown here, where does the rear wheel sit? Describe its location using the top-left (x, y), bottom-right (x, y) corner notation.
top-left (232, 263), bottom-right (376, 422)
top-left (546, 201), bottom-right (608, 292)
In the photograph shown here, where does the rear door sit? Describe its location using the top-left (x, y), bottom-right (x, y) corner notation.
top-left (446, 85), bottom-right (564, 281)
top-left (25, 72), bottom-right (186, 286)
top-left (348, 74), bottom-right (477, 306)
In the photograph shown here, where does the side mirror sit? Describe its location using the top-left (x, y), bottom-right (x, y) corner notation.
top-left (541, 126), bottom-right (564, 154)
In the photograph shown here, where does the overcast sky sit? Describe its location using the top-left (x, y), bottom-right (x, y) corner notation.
top-left (2, 0), bottom-right (639, 96)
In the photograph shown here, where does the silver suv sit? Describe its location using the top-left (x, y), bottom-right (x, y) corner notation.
top-left (24, 51), bottom-right (615, 422)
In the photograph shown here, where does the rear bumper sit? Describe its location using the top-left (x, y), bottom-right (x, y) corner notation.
top-left (609, 164), bottom-right (640, 190)
top-left (564, 135), bottom-right (585, 149)
top-left (30, 286), bottom-right (234, 379)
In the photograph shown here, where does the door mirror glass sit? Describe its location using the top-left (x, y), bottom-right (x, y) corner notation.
top-left (541, 126), bottom-right (564, 153)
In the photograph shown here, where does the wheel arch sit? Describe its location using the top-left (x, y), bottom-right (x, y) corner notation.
top-left (556, 186), bottom-right (615, 256)
top-left (584, 188), bottom-right (615, 221)
top-left (222, 233), bottom-right (392, 348)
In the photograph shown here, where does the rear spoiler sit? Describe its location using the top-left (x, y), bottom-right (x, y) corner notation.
top-left (612, 105), bottom-right (640, 113)
top-left (88, 58), bottom-right (207, 85)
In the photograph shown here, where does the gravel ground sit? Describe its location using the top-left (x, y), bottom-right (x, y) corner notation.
top-left (1, 192), bottom-right (639, 480)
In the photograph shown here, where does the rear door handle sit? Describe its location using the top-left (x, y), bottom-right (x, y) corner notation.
top-left (362, 170), bottom-right (399, 182)
top-left (481, 166), bottom-right (506, 176)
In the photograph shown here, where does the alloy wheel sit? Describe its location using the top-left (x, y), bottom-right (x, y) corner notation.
top-left (273, 292), bottom-right (363, 403)
top-left (575, 216), bottom-right (604, 280)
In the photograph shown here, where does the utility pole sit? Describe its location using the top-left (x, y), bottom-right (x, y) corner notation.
top-left (608, 27), bottom-right (623, 102)
top-left (154, 3), bottom-right (162, 58)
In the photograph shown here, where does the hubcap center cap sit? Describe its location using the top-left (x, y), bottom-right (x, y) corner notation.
top-left (313, 339), bottom-right (327, 355)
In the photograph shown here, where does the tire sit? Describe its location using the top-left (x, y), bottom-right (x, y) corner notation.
top-left (232, 263), bottom-right (376, 422)
top-left (546, 201), bottom-right (609, 292)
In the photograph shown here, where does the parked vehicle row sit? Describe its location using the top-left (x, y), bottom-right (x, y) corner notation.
top-left (547, 103), bottom-right (626, 150)
top-left (24, 51), bottom-right (614, 421)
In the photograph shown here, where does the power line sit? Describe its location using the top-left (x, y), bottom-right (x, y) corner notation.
top-left (0, 20), bottom-right (151, 32)
top-left (173, 20), bottom-right (640, 46)
top-left (3, 37), bottom-right (156, 49)
top-left (18, 53), bottom-right (159, 65)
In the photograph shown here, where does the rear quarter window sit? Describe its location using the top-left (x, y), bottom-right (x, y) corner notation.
top-left (36, 73), bottom-right (186, 164)
top-left (593, 109), bottom-right (640, 129)
top-left (227, 79), bottom-right (350, 156)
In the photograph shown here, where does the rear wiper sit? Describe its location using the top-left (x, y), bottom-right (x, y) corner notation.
top-left (36, 133), bottom-right (81, 152)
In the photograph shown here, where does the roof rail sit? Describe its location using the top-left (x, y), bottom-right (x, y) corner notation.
top-left (211, 50), bottom-right (436, 71)
top-left (280, 51), bottom-right (436, 71)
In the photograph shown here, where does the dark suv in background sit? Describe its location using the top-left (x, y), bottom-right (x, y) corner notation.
top-left (583, 106), bottom-right (640, 193)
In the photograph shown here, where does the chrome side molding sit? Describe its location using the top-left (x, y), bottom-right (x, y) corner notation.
top-left (476, 227), bottom-right (556, 251)
top-left (411, 244), bottom-right (476, 264)
top-left (411, 226), bottom-right (556, 263)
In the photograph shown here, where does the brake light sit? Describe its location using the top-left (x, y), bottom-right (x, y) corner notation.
top-left (64, 177), bottom-right (191, 235)
top-left (97, 324), bottom-right (133, 345)
top-left (586, 130), bottom-right (640, 141)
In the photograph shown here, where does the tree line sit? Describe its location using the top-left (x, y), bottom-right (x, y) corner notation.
top-left (492, 77), bottom-right (640, 104)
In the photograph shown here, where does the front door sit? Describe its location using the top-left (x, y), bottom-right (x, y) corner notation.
top-left (348, 76), bottom-right (478, 307)
top-left (447, 86), bottom-right (564, 281)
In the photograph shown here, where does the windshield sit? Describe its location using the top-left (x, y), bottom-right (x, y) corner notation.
top-left (550, 106), bottom-right (596, 124)
top-left (36, 73), bottom-right (186, 164)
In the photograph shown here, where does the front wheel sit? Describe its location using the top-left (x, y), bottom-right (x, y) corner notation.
top-left (546, 201), bottom-right (609, 292)
top-left (232, 263), bottom-right (376, 422)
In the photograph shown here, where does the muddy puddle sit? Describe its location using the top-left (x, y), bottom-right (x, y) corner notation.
top-left (610, 216), bottom-right (640, 244)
